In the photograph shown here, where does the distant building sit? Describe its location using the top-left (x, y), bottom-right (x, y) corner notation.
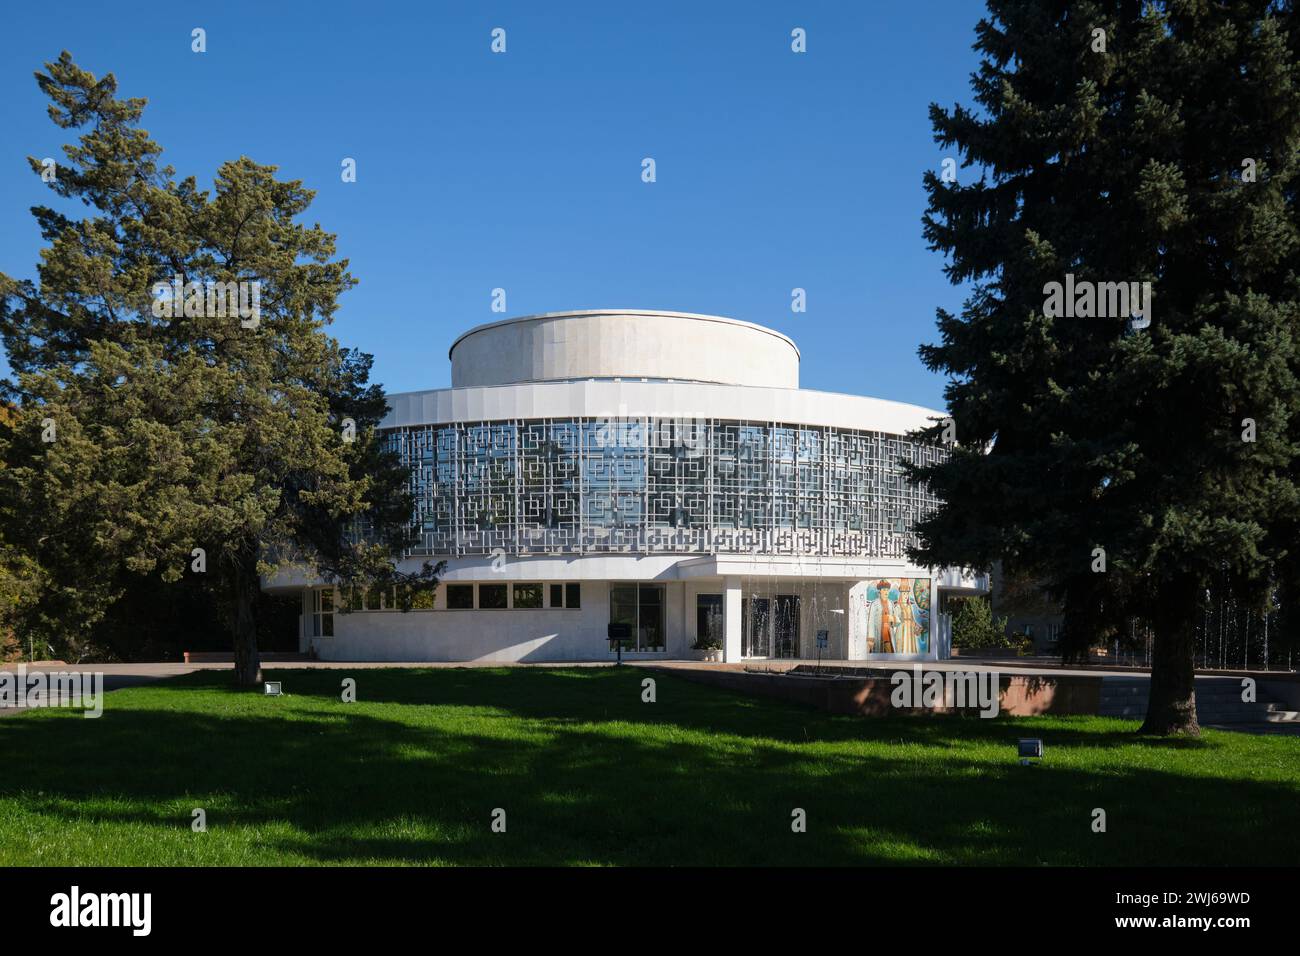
top-left (988, 563), bottom-right (1064, 654)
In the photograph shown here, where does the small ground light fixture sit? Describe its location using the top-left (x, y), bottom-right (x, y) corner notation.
top-left (1018, 738), bottom-right (1043, 766)
top-left (264, 681), bottom-right (282, 696)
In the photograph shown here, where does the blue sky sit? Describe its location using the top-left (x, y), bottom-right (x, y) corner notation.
top-left (0, 0), bottom-right (987, 410)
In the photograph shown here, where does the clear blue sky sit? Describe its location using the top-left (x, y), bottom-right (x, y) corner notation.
top-left (0, 0), bottom-right (987, 410)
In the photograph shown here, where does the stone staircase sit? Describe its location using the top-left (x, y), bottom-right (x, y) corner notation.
top-left (1098, 676), bottom-right (1300, 726)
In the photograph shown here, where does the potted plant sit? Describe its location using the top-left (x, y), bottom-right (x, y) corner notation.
top-left (690, 635), bottom-right (722, 662)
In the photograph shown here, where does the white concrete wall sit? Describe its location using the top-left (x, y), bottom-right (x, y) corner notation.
top-left (313, 583), bottom-right (609, 662)
top-left (848, 580), bottom-right (871, 659)
top-left (299, 574), bottom-right (961, 663)
top-left (307, 580), bottom-right (694, 663)
top-left (449, 311), bottom-right (800, 389)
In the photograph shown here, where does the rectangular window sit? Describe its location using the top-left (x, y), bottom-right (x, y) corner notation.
top-left (479, 583), bottom-right (508, 609)
top-left (695, 594), bottom-right (723, 649)
top-left (548, 583), bottom-right (581, 609)
top-left (311, 588), bottom-right (335, 638)
top-left (513, 583), bottom-right (543, 609)
top-left (392, 584), bottom-right (437, 610)
top-left (638, 585), bottom-right (664, 650)
top-left (365, 585), bottom-right (386, 611)
top-left (345, 586), bottom-right (364, 612)
top-left (447, 584), bottom-right (474, 609)
top-left (610, 586), bottom-right (637, 648)
top-left (609, 584), bottom-right (665, 651)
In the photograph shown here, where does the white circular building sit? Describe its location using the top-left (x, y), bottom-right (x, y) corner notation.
top-left (278, 310), bottom-right (986, 662)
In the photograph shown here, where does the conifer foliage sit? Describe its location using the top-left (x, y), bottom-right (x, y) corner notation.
top-left (911, 2), bottom-right (1300, 734)
top-left (0, 54), bottom-right (437, 684)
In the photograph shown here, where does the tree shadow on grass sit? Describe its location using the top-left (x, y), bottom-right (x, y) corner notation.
top-left (183, 665), bottom-right (1232, 753)
top-left (1, 667), bottom-right (1296, 865)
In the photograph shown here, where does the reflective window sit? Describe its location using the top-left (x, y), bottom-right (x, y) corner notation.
top-left (609, 584), bottom-right (664, 652)
top-left (696, 594), bottom-right (723, 649)
top-left (479, 583), bottom-right (507, 609)
top-left (385, 417), bottom-right (944, 559)
top-left (446, 584), bottom-right (474, 609)
top-left (512, 583), bottom-right (543, 609)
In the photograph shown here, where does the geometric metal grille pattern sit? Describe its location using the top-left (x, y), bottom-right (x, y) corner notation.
top-left (384, 417), bottom-right (946, 559)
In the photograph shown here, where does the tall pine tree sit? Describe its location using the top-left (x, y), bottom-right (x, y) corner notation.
top-left (0, 53), bottom-right (436, 684)
top-left (910, 1), bottom-right (1300, 734)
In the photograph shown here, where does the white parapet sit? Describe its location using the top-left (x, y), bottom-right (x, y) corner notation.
top-left (449, 310), bottom-right (802, 389)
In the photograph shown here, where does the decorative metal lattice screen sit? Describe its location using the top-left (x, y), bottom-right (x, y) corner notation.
top-left (385, 418), bottom-right (946, 558)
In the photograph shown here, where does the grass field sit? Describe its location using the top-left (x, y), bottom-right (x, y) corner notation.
top-left (1, 666), bottom-right (1297, 866)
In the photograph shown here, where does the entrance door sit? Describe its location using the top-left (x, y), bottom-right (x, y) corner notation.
top-left (741, 594), bottom-right (800, 659)
top-left (774, 594), bottom-right (801, 658)
top-left (742, 597), bottom-right (771, 658)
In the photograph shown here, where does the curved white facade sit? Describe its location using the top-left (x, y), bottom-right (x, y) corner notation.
top-left (278, 311), bottom-right (986, 664)
top-left (450, 310), bottom-right (800, 388)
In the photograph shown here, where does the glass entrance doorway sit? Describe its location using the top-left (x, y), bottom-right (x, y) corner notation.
top-left (741, 593), bottom-right (801, 659)
top-left (741, 596), bottom-right (770, 658)
top-left (774, 594), bottom-right (801, 658)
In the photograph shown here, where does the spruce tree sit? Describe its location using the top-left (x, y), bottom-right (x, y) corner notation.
top-left (910, 2), bottom-right (1300, 734)
top-left (0, 53), bottom-right (436, 684)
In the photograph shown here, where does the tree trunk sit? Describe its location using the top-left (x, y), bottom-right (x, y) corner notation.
top-left (1060, 575), bottom-right (1108, 665)
top-left (1140, 574), bottom-right (1200, 736)
top-left (229, 553), bottom-right (262, 688)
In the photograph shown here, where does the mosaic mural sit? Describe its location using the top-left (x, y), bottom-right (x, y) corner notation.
top-left (861, 577), bottom-right (931, 654)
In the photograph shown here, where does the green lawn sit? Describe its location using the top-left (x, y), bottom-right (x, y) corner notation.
top-left (1, 666), bottom-right (1296, 865)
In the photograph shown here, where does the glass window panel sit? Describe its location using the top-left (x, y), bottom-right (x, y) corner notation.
top-left (513, 583), bottom-right (543, 609)
top-left (479, 583), bottom-right (507, 609)
top-left (609, 586), bottom-right (637, 649)
top-left (638, 586), bottom-right (664, 650)
top-left (382, 416), bottom-right (946, 561)
top-left (696, 594), bottom-right (723, 647)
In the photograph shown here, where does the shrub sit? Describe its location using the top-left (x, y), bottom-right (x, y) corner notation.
top-left (950, 597), bottom-right (1015, 650)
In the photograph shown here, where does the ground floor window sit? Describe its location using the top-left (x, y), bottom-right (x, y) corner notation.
top-left (695, 594), bottom-right (723, 649)
top-left (447, 584), bottom-right (474, 609)
top-left (310, 588), bottom-right (334, 637)
top-left (447, 582), bottom-right (575, 610)
top-left (549, 583), bottom-right (582, 609)
top-left (403, 584), bottom-right (436, 610)
top-left (342, 583), bottom-right (436, 611)
top-left (609, 584), bottom-right (665, 651)
top-left (513, 583), bottom-right (543, 608)
top-left (479, 583), bottom-right (508, 609)
top-left (742, 594), bottom-right (801, 658)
